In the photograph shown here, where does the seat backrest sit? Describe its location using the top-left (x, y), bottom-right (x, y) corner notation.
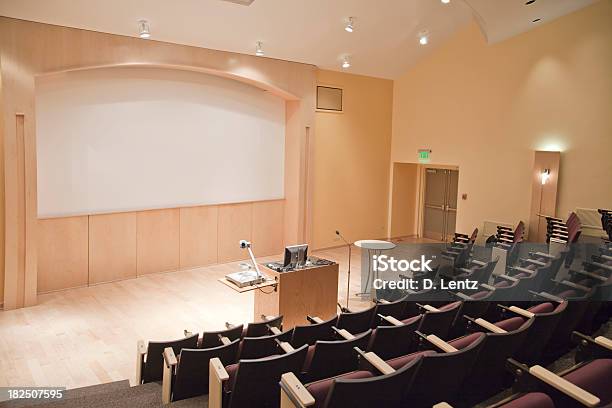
top-left (490, 279), bottom-right (520, 302)
top-left (228, 345), bottom-right (308, 408)
top-left (304, 330), bottom-right (372, 382)
top-left (418, 302), bottom-right (461, 340)
top-left (244, 315), bottom-right (283, 337)
top-left (142, 334), bottom-right (199, 383)
top-left (239, 329), bottom-right (293, 360)
top-left (461, 319), bottom-right (534, 401)
top-left (372, 300), bottom-right (407, 327)
top-left (514, 221), bottom-right (525, 243)
top-left (172, 339), bottom-right (240, 401)
top-left (201, 324), bottom-right (244, 349)
top-left (515, 301), bottom-right (567, 364)
top-left (476, 257), bottom-right (498, 284)
top-left (367, 319), bottom-right (420, 360)
top-left (336, 306), bottom-right (376, 334)
top-left (291, 316), bottom-right (337, 347)
top-left (323, 354), bottom-right (424, 408)
top-left (405, 333), bottom-right (486, 407)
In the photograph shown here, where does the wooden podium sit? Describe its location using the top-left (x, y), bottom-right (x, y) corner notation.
top-left (254, 261), bottom-right (339, 329)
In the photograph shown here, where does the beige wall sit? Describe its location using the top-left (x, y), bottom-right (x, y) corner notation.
top-left (391, 0), bottom-right (612, 235)
top-left (312, 70), bottom-right (393, 249)
top-left (389, 162), bottom-right (420, 238)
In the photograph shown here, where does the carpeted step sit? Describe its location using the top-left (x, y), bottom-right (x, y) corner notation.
top-left (168, 395), bottom-right (209, 408)
top-left (0, 382), bottom-right (161, 408)
top-left (0, 381), bottom-right (130, 408)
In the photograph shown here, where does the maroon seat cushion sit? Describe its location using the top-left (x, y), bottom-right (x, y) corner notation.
top-left (495, 317), bottom-right (526, 332)
top-left (495, 280), bottom-right (510, 288)
top-left (471, 291), bottom-right (490, 299)
top-left (557, 289), bottom-right (577, 298)
top-left (515, 272), bottom-right (530, 278)
top-left (303, 345), bottom-right (316, 371)
top-left (527, 302), bottom-right (554, 314)
top-left (401, 315), bottom-right (421, 325)
top-left (386, 350), bottom-right (431, 370)
top-left (439, 301), bottom-right (461, 312)
top-left (224, 363), bottom-right (239, 392)
top-left (564, 359), bottom-right (612, 405)
top-left (448, 332), bottom-right (482, 350)
top-left (306, 370), bottom-right (373, 408)
top-left (501, 392), bottom-right (554, 408)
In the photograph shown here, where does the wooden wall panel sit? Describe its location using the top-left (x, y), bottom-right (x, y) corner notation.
top-left (252, 200), bottom-right (285, 257)
top-left (136, 209), bottom-right (180, 275)
top-left (218, 203), bottom-right (253, 263)
top-left (179, 206), bottom-right (218, 269)
top-left (89, 212), bottom-right (137, 284)
top-left (37, 216), bottom-right (88, 293)
top-left (528, 151), bottom-right (561, 242)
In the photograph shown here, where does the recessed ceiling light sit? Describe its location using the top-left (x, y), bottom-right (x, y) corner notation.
top-left (255, 41), bottom-right (264, 56)
top-left (418, 30), bottom-right (429, 45)
top-left (441, 0), bottom-right (450, 4)
top-left (342, 56), bottom-right (351, 69)
top-left (138, 20), bottom-right (151, 39)
top-left (345, 17), bottom-right (354, 33)
top-left (532, 18), bottom-right (541, 23)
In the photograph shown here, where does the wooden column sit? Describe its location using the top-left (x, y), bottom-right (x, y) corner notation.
top-left (528, 151), bottom-right (561, 242)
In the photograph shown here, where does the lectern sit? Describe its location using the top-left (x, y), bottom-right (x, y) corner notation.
top-left (254, 261), bottom-right (339, 329)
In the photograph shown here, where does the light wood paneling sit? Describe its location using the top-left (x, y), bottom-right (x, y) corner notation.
top-left (136, 209), bottom-right (180, 275)
top-left (89, 212), bottom-right (137, 284)
top-left (37, 216), bottom-right (88, 293)
top-left (528, 151), bottom-right (561, 242)
top-left (218, 203), bottom-right (252, 263)
top-left (252, 200), bottom-right (285, 257)
top-left (179, 206), bottom-right (219, 269)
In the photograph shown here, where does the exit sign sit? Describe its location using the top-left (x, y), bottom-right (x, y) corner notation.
top-left (418, 149), bottom-right (431, 163)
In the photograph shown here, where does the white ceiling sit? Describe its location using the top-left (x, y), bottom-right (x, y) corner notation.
top-left (0, 0), bottom-right (599, 79)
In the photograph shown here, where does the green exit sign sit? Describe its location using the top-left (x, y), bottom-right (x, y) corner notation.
top-left (418, 149), bottom-right (431, 163)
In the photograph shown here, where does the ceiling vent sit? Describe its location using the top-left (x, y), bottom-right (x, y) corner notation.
top-left (220, 0), bottom-right (256, 5)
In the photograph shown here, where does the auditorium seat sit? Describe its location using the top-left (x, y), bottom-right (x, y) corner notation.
top-left (237, 329), bottom-right (293, 360)
top-left (335, 306), bottom-right (376, 334)
top-left (163, 339), bottom-right (240, 402)
top-left (301, 328), bottom-right (372, 382)
top-left (366, 314), bottom-right (421, 360)
top-left (209, 344), bottom-right (308, 408)
top-left (198, 324), bottom-right (244, 348)
top-left (290, 315), bottom-right (338, 347)
top-left (239, 315), bottom-right (284, 337)
top-left (492, 393), bottom-right (555, 408)
top-left (136, 333), bottom-right (199, 384)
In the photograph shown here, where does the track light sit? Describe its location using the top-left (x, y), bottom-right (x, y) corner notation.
top-left (342, 56), bottom-right (351, 69)
top-left (345, 17), bottom-right (354, 33)
top-left (138, 20), bottom-right (151, 39)
top-left (255, 41), bottom-right (264, 56)
top-left (418, 30), bottom-right (429, 45)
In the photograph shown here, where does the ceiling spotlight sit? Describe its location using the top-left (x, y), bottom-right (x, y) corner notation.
top-left (532, 18), bottom-right (541, 23)
top-left (255, 41), bottom-right (264, 56)
top-left (418, 31), bottom-right (429, 45)
top-left (138, 20), bottom-right (151, 39)
top-left (345, 17), bottom-right (354, 33)
top-left (342, 57), bottom-right (351, 69)
top-left (441, 0), bottom-right (450, 3)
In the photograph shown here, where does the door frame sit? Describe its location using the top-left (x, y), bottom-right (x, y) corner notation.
top-left (417, 164), bottom-right (460, 240)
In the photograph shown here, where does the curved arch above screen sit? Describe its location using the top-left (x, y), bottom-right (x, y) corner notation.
top-left (35, 67), bottom-right (285, 217)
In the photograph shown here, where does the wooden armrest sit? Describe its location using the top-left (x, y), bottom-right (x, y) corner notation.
top-left (497, 274), bottom-right (519, 282)
top-left (220, 336), bottom-right (231, 346)
top-left (481, 283), bottom-right (496, 291)
top-left (549, 237), bottom-right (566, 244)
top-left (532, 291), bottom-right (564, 303)
top-left (425, 334), bottom-right (458, 353)
top-left (380, 315), bottom-right (404, 326)
top-left (279, 341), bottom-right (295, 354)
top-left (332, 326), bottom-right (355, 340)
top-left (558, 280), bottom-right (591, 292)
top-left (471, 259), bottom-right (486, 266)
top-left (378, 299), bottom-right (390, 304)
top-left (510, 266), bottom-right (534, 275)
top-left (529, 365), bottom-right (600, 407)
top-left (497, 242), bottom-right (512, 248)
top-left (594, 336), bottom-right (612, 351)
top-left (586, 261), bottom-right (612, 272)
top-left (433, 403), bottom-right (453, 408)
top-left (209, 358), bottom-right (229, 408)
top-left (455, 292), bottom-right (473, 301)
top-left (280, 372), bottom-right (315, 408)
top-left (531, 251), bottom-right (555, 259)
top-left (572, 269), bottom-right (607, 282)
top-left (422, 304), bottom-right (439, 312)
top-left (508, 306), bottom-right (535, 318)
top-left (309, 316), bottom-right (324, 324)
top-left (162, 347), bottom-right (177, 404)
top-left (136, 340), bottom-right (147, 384)
top-left (601, 254), bottom-right (612, 262)
top-left (269, 326), bottom-right (282, 335)
top-left (225, 322), bottom-right (235, 329)
top-left (523, 259), bottom-right (546, 267)
top-left (183, 330), bottom-right (194, 338)
top-left (359, 349), bottom-right (395, 375)
top-left (474, 318), bottom-right (507, 334)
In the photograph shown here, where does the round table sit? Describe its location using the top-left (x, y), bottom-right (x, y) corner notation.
top-left (354, 240), bottom-right (396, 297)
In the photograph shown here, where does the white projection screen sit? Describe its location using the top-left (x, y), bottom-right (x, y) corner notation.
top-left (35, 67), bottom-right (285, 217)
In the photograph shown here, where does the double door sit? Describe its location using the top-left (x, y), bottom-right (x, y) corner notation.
top-left (423, 168), bottom-right (458, 242)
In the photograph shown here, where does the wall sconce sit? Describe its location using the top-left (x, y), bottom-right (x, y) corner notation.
top-left (541, 168), bottom-right (551, 185)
